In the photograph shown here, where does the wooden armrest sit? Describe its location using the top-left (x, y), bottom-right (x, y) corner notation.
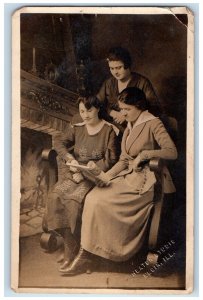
top-left (42, 149), bottom-right (57, 161)
top-left (149, 158), bottom-right (163, 172)
top-left (147, 158), bottom-right (164, 258)
top-left (41, 148), bottom-right (58, 187)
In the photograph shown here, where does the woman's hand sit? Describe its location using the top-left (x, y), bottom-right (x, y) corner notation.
top-left (66, 159), bottom-right (79, 173)
top-left (96, 179), bottom-right (111, 188)
top-left (110, 110), bottom-right (126, 124)
top-left (96, 171), bottom-right (111, 187)
top-left (72, 172), bottom-right (84, 183)
top-left (132, 154), bottom-right (143, 172)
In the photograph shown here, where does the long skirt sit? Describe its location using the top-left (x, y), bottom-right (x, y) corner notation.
top-left (45, 177), bottom-right (93, 234)
top-left (81, 170), bottom-right (155, 262)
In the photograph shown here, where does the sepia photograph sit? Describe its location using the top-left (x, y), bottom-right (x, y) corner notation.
top-left (11, 6), bottom-right (194, 294)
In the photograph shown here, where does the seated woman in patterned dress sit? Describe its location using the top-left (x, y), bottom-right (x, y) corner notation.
top-left (44, 95), bottom-right (119, 272)
top-left (59, 87), bottom-right (178, 275)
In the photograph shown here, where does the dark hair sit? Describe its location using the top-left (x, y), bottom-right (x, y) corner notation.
top-left (77, 95), bottom-right (105, 119)
top-left (118, 87), bottom-right (148, 111)
top-left (107, 47), bottom-right (132, 69)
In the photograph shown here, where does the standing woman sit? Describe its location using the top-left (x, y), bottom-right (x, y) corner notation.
top-left (97, 46), bottom-right (162, 125)
top-left (73, 47), bottom-right (162, 127)
top-left (60, 87), bottom-right (177, 275)
top-left (45, 95), bottom-right (119, 271)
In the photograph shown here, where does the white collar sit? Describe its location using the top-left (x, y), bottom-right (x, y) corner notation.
top-left (127, 110), bottom-right (157, 131)
top-left (71, 121), bottom-right (85, 127)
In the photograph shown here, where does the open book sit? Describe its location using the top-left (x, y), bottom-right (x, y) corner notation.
top-left (66, 161), bottom-right (110, 185)
top-left (66, 162), bottom-right (93, 171)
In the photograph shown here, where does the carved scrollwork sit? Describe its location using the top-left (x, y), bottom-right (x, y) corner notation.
top-left (27, 90), bottom-right (69, 115)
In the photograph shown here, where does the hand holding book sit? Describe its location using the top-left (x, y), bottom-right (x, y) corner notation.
top-left (87, 161), bottom-right (111, 187)
top-left (66, 160), bottom-right (111, 186)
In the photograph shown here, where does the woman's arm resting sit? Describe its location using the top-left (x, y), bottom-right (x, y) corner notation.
top-left (140, 119), bottom-right (178, 160)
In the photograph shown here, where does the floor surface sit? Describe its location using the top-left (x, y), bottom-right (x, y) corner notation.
top-left (18, 234), bottom-right (186, 292)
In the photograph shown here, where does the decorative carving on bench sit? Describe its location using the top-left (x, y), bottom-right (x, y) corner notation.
top-left (21, 69), bottom-right (79, 133)
top-left (27, 89), bottom-right (70, 115)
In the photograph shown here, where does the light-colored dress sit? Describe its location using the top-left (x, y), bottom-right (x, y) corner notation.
top-left (81, 111), bottom-right (177, 262)
top-left (45, 120), bottom-right (119, 233)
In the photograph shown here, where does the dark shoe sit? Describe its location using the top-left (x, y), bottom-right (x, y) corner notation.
top-left (58, 248), bottom-right (78, 271)
top-left (59, 247), bottom-right (92, 275)
top-left (57, 240), bottom-right (79, 271)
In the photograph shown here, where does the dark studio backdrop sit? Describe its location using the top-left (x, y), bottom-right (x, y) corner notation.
top-left (20, 13), bottom-right (187, 270)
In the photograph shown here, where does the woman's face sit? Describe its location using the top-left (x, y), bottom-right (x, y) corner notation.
top-left (119, 101), bottom-right (142, 123)
top-left (108, 60), bottom-right (131, 81)
top-left (79, 102), bottom-right (100, 125)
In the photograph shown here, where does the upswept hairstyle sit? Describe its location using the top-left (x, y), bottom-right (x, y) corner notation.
top-left (77, 95), bottom-right (105, 119)
top-left (107, 47), bottom-right (132, 69)
top-left (118, 87), bottom-right (149, 111)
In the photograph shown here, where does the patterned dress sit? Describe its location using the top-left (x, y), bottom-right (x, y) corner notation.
top-left (45, 120), bottom-right (119, 233)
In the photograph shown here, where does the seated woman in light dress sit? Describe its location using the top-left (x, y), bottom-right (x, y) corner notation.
top-left (59, 87), bottom-right (178, 275)
top-left (44, 95), bottom-right (119, 272)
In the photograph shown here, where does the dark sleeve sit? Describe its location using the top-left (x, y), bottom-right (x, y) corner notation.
top-left (96, 81), bottom-right (108, 105)
top-left (96, 80), bottom-right (118, 114)
top-left (53, 124), bottom-right (75, 162)
top-left (105, 128), bottom-right (129, 178)
top-left (142, 78), bottom-right (163, 116)
top-left (95, 128), bottom-right (119, 172)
